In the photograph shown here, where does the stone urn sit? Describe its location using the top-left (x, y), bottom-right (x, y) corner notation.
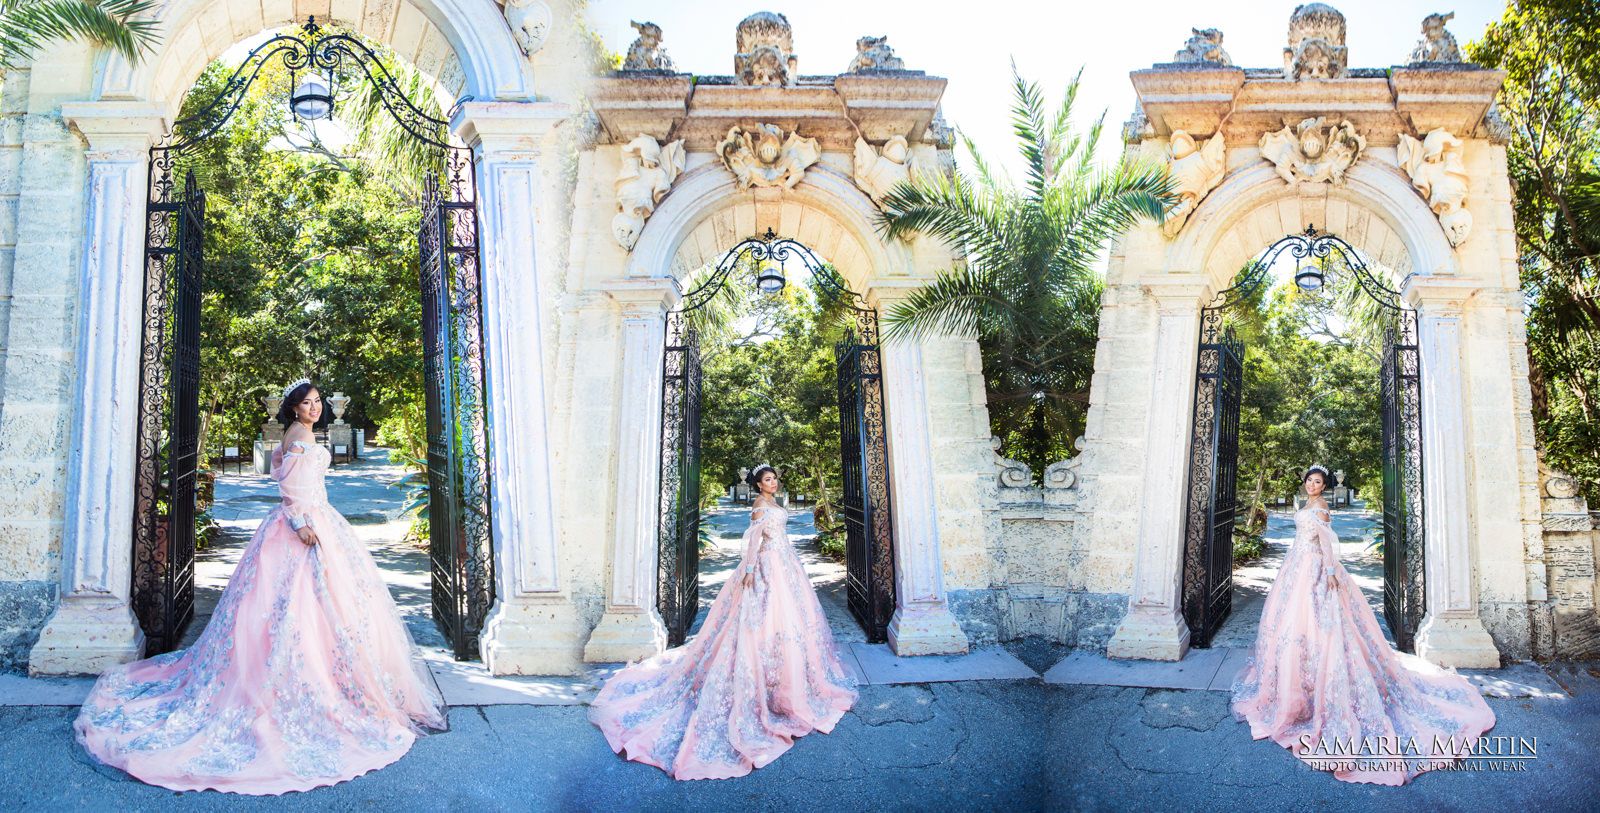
top-left (328, 392), bottom-right (351, 425)
top-left (262, 394), bottom-right (283, 418)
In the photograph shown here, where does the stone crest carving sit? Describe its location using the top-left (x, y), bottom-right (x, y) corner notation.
top-left (1283, 3), bottom-right (1348, 80)
top-left (1540, 460), bottom-right (1582, 500)
top-left (1163, 130), bottom-right (1226, 236)
top-left (613, 135), bottom-right (686, 251)
top-left (622, 20), bottom-right (675, 70)
top-left (1173, 28), bottom-right (1232, 65)
top-left (718, 124), bottom-right (820, 189)
top-left (734, 11), bottom-right (797, 87)
top-left (1258, 117), bottom-right (1365, 185)
top-left (847, 35), bottom-right (904, 72)
top-left (992, 437), bottom-right (1032, 488)
top-left (1397, 129), bottom-right (1472, 247)
top-left (1409, 12), bottom-right (1463, 63)
top-left (504, 0), bottom-right (552, 56)
top-left (853, 136), bottom-right (924, 205)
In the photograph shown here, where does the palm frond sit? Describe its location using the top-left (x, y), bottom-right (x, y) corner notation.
top-left (882, 268), bottom-right (1017, 342)
top-left (342, 52), bottom-right (448, 192)
top-left (0, 0), bottom-right (160, 72)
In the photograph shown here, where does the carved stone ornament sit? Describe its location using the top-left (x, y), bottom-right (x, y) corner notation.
top-left (1540, 460), bottom-right (1583, 500)
top-left (1173, 28), bottom-right (1232, 65)
top-left (734, 11), bottom-right (797, 87)
top-left (1163, 130), bottom-right (1226, 237)
top-left (622, 20), bottom-right (676, 70)
top-left (613, 135), bottom-right (686, 251)
top-left (1481, 103), bottom-right (1512, 145)
top-left (992, 437), bottom-right (1032, 488)
top-left (1283, 3), bottom-right (1348, 80)
top-left (847, 35), bottom-right (904, 72)
top-left (1397, 129), bottom-right (1472, 247)
top-left (1409, 12), bottom-right (1463, 63)
top-left (853, 136), bottom-right (924, 205)
top-left (717, 124), bottom-right (820, 190)
top-left (1043, 437), bottom-right (1085, 490)
top-left (1122, 104), bottom-right (1155, 144)
top-left (1258, 117), bottom-right (1365, 185)
top-left (504, 0), bottom-right (552, 57)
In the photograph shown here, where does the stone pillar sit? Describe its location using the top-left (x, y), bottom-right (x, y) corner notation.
top-left (451, 102), bottom-right (588, 675)
top-left (29, 103), bottom-right (169, 675)
top-left (583, 278), bottom-right (679, 662)
top-left (880, 339), bottom-right (969, 656)
top-left (1538, 466), bottom-right (1599, 658)
top-left (1405, 278), bottom-right (1501, 669)
top-left (1107, 277), bottom-right (1211, 661)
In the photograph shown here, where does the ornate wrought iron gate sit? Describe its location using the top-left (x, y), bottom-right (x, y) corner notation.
top-left (1178, 226), bottom-right (1425, 650)
top-left (131, 19), bottom-right (493, 658)
top-left (1381, 312), bottom-right (1425, 652)
top-left (835, 321), bottom-right (896, 642)
top-left (658, 311), bottom-right (704, 646)
top-left (657, 231), bottom-right (895, 645)
top-left (1180, 309), bottom-right (1245, 648)
top-left (131, 168), bottom-right (205, 654)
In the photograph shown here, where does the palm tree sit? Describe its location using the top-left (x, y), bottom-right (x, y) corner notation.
top-left (0, 0), bottom-right (161, 73)
top-left (875, 69), bottom-right (1175, 478)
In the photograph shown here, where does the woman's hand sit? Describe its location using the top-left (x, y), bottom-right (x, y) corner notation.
top-left (1326, 572), bottom-right (1338, 592)
top-left (296, 524), bottom-right (320, 547)
top-left (742, 571), bottom-right (754, 588)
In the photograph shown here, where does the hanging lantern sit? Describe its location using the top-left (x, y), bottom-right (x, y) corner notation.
top-left (1295, 255), bottom-right (1325, 291)
top-left (756, 260), bottom-right (786, 294)
top-left (290, 73), bottom-right (334, 121)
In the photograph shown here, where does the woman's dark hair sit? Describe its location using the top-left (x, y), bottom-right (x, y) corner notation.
top-left (1302, 467), bottom-right (1339, 489)
top-left (277, 382), bottom-right (322, 429)
top-left (745, 465), bottom-right (776, 490)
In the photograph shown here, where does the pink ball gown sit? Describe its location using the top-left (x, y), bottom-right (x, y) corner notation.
top-left (1231, 505), bottom-right (1496, 785)
top-left (75, 440), bottom-right (447, 795)
top-left (588, 502), bottom-right (858, 780)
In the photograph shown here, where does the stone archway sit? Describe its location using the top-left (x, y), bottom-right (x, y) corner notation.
top-left (1087, 8), bottom-right (1535, 670)
top-left (27, 0), bottom-right (574, 675)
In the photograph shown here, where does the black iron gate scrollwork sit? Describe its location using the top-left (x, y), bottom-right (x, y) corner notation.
top-left (1179, 226), bottom-right (1426, 651)
top-left (132, 18), bottom-right (494, 659)
top-left (657, 229), bottom-right (896, 646)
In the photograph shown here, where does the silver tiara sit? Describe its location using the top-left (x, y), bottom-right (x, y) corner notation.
top-left (750, 464), bottom-right (775, 479)
top-left (282, 377), bottom-right (312, 399)
top-left (1306, 464), bottom-right (1330, 477)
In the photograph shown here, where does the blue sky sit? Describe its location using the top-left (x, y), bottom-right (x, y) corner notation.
top-left (587, 0), bottom-right (1507, 181)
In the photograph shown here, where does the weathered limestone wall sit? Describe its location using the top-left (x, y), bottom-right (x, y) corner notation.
top-left (0, 41), bottom-right (99, 669)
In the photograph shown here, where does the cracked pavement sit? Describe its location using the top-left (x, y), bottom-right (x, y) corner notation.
top-left (6, 669), bottom-right (1598, 811)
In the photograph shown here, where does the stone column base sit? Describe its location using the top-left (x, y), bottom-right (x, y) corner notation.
top-left (582, 608), bottom-right (667, 663)
top-left (1416, 613), bottom-right (1501, 669)
top-left (887, 603), bottom-right (969, 656)
top-left (1107, 605), bottom-right (1190, 661)
top-left (28, 598), bottom-right (146, 677)
top-left (479, 597), bottom-right (589, 676)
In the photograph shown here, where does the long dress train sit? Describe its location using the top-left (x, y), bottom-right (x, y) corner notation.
top-left (1231, 506), bottom-right (1495, 785)
top-left (588, 503), bottom-right (858, 780)
top-left (75, 440), bottom-right (447, 795)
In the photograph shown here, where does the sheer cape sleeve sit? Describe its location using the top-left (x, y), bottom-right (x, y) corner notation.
top-left (738, 505), bottom-right (774, 576)
top-left (273, 440), bottom-right (317, 530)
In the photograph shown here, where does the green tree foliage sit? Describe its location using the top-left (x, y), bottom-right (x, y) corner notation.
top-left (0, 0), bottom-right (160, 72)
top-left (1227, 279), bottom-right (1384, 533)
top-left (874, 69), bottom-right (1175, 479)
top-left (173, 33), bottom-right (433, 462)
top-left (1470, 0), bottom-right (1600, 501)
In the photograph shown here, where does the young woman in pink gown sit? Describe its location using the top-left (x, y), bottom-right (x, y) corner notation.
top-left (588, 465), bottom-right (858, 780)
top-left (75, 381), bottom-right (446, 795)
top-left (1231, 466), bottom-right (1495, 785)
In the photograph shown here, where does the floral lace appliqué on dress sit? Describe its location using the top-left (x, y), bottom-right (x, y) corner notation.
top-left (588, 503), bottom-right (859, 780)
top-left (1231, 507), bottom-right (1495, 785)
top-left (75, 441), bottom-right (447, 795)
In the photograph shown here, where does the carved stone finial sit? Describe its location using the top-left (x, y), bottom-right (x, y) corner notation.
top-left (1163, 130), bottom-right (1226, 237)
top-left (717, 124), bottom-right (820, 189)
top-left (992, 437), bottom-right (1033, 488)
top-left (853, 136), bottom-right (925, 205)
top-left (1284, 3), bottom-right (1348, 80)
top-left (1042, 437), bottom-right (1085, 490)
top-left (613, 135), bottom-right (686, 251)
top-left (1397, 129), bottom-right (1472, 247)
top-left (734, 11), bottom-right (797, 87)
top-left (1258, 117), bottom-right (1366, 185)
top-left (504, 0), bottom-right (552, 57)
top-left (1173, 28), bottom-right (1232, 65)
top-left (1122, 104), bottom-right (1155, 144)
top-left (847, 35), bottom-right (904, 72)
top-left (1409, 12), bottom-right (1463, 63)
top-left (622, 20), bottom-right (675, 70)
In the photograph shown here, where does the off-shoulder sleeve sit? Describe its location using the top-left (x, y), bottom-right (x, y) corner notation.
top-left (739, 506), bottom-right (774, 576)
top-left (1314, 511), bottom-right (1338, 567)
top-left (274, 441), bottom-right (317, 529)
